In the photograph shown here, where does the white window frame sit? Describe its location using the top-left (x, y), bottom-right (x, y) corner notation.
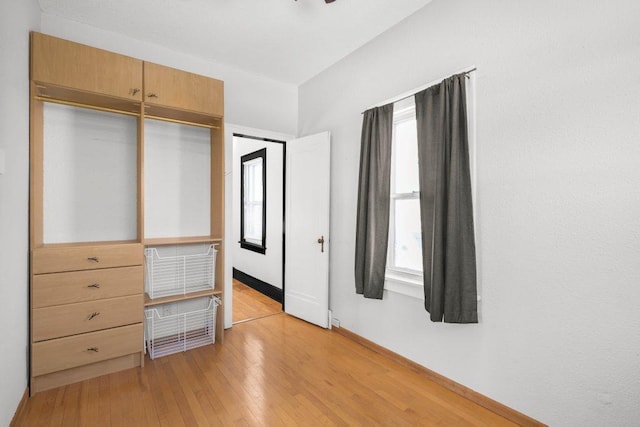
top-left (384, 72), bottom-right (477, 300)
top-left (385, 97), bottom-right (425, 299)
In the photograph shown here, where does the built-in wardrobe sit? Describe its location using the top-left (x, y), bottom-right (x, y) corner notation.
top-left (29, 32), bottom-right (225, 394)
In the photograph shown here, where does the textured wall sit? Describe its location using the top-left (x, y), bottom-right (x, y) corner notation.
top-left (0, 0), bottom-right (40, 424)
top-left (299, 0), bottom-right (640, 424)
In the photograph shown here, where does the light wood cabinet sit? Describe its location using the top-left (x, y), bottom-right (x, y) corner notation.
top-left (144, 62), bottom-right (224, 116)
top-left (29, 32), bottom-right (225, 394)
top-left (31, 32), bottom-right (142, 102)
top-left (29, 243), bottom-right (144, 393)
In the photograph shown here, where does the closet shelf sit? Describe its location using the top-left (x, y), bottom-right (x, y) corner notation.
top-left (143, 236), bottom-right (222, 246)
top-left (37, 239), bottom-right (140, 249)
top-left (144, 289), bottom-right (222, 307)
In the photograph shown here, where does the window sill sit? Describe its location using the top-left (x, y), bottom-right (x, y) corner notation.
top-left (239, 241), bottom-right (266, 254)
top-left (384, 272), bottom-right (482, 303)
top-left (384, 271), bottom-right (424, 300)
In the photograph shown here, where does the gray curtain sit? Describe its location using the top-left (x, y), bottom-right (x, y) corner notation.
top-left (355, 104), bottom-right (394, 299)
top-left (415, 74), bottom-right (478, 323)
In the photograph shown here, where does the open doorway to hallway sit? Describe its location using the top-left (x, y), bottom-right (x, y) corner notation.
top-left (232, 133), bottom-right (286, 324)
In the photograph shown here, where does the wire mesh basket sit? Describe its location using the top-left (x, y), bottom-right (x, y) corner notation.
top-left (144, 244), bottom-right (217, 299)
top-left (144, 296), bottom-right (220, 359)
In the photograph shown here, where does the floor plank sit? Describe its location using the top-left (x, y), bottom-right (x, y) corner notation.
top-left (232, 279), bottom-right (282, 324)
top-left (15, 314), bottom-right (517, 426)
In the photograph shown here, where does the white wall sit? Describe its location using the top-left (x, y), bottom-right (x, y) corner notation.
top-left (299, 0), bottom-right (640, 425)
top-left (144, 120), bottom-right (211, 239)
top-left (232, 137), bottom-right (284, 289)
top-left (0, 0), bottom-right (40, 424)
top-left (40, 13), bottom-right (298, 136)
top-left (43, 103), bottom-right (138, 243)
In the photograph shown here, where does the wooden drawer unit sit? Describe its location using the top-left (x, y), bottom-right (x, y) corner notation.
top-left (144, 62), bottom-right (224, 116)
top-left (32, 243), bottom-right (143, 274)
top-left (33, 266), bottom-right (142, 308)
top-left (33, 295), bottom-right (142, 342)
top-left (31, 32), bottom-right (143, 101)
top-left (32, 324), bottom-right (143, 377)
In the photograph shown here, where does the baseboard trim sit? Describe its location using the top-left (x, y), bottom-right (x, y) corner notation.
top-left (9, 388), bottom-right (29, 427)
top-left (333, 326), bottom-right (545, 427)
top-left (233, 268), bottom-right (283, 304)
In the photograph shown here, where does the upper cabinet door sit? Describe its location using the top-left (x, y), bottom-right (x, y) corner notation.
top-left (31, 32), bottom-right (143, 101)
top-left (143, 62), bottom-right (224, 117)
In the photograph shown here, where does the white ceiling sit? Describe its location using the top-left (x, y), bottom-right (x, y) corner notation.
top-left (38, 0), bottom-right (432, 85)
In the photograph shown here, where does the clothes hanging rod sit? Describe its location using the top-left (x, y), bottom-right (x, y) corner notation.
top-left (33, 96), bottom-right (140, 117)
top-left (144, 114), bottom-right (220, 129)
top-left (361, 66), bottom-right (477, 114)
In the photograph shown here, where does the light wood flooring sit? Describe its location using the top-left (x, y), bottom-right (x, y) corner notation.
top-left (232, 279), bottom-right (282, 324)
top-left (14, 313), bottom-right (516, 426)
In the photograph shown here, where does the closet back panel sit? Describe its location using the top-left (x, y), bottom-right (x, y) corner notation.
top-left (43, 103), bottom-right (138, 244)
top-left (144, 119), bottom-right (211, 238)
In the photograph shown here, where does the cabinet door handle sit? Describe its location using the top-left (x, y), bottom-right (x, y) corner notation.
top-left (88, 312), bottom-right (100, 320)
top-left (87, 257), bottom-right (99, 263)
top-left (147, 93), bottom-right (158, 98)
top-left (130, 88), bottom-right (140, 96)
top-left (87, 283), bottom-right (101, 289)
top-left (87, 347), bottom-right (99, 353)
top-left (317, 235), bottom-right (325, 253)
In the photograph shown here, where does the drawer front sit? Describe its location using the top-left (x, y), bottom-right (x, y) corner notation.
top-left (33, 266), bottom-right (142, 308)
top-left (33, 295), bottom-right (142, 342)
top-left (32, 243), bottom-right (143, 274)
top-left (32, 324), bottom-right (142, 376)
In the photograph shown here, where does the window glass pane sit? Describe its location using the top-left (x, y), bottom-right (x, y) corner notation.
top-left (393, 198), bottom-right (423, 272)
top-left (244, 202), bottom-right (262, 242)
top-left (393, 118), bottom-right (419, 194)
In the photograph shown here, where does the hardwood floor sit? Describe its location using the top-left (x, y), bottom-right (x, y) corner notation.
top-left (232, 279), bottom-right (282, 324)
top-left (15, 314), bottom-right (517, 426)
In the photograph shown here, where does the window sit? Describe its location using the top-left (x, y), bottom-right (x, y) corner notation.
top-left (385, 74), bottom-right (476, 300)
top-left (386, 98), bottom-right (424, 296)
top-left (240, 148), bottom-right (267, 254)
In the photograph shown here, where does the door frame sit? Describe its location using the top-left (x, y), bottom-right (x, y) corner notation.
top-left (225, 124), bottom-right (294, 328)
top-left (233, 132), bottom-right (287, 312)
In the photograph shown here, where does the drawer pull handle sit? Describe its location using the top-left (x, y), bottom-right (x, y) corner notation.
top-left (88, 312), bottom-right (100, 320)
top-left (87, 257), bottom-right (100, 263)
top-left (87, 283), bottom-right (101, 289)
top-left (147, 93), bottom-right (158, 98)
top-left (87, 347), bottom-right (99, 353)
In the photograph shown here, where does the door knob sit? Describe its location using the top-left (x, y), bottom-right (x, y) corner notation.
top-left (317, 236), bottom-right (325, 253)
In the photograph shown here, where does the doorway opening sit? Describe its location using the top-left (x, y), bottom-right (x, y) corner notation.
top-left (232, 133), bottom-right (286, 324)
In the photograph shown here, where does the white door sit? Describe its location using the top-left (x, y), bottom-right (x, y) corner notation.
top-left (285, 131), bottom-right (331, 328)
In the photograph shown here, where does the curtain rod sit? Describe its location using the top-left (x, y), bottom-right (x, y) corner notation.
top-left (361, 66), bottom-right (477, 114)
